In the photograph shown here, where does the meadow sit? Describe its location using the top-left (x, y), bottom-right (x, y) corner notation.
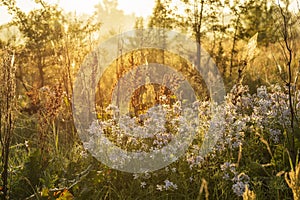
top-left (0, 0), bottom-right (300, 199)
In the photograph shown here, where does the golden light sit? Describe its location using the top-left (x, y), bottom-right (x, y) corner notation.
top-left (0, 0), bottom-right (156, 25)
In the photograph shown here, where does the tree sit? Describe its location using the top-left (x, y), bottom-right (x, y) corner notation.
top-left (149, 0), bottom-right (174, 29)
top-left (2, 0), bottom-right (64, 88)
top-left (228, 0), bottom-right (248, 76)
top-left (176, 0), bottom-right (222, 68)
top-left (276, 0), bottom-right (300, 165)
top-left (0, 46), bottom-right (16, 200)
top-left (148, 0), bottom-right (175, 64)
top-left (239, 0), bottom-right (281, 46)
top-left (0, 1), bottom-right (101, 197)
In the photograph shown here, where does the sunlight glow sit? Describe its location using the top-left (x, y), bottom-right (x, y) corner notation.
top-left (1, 0), bottom-right (299, 25)
top-left (0, 0), bottom-right (156, 25)
top-left (118, 0), bottom-right (155, 16)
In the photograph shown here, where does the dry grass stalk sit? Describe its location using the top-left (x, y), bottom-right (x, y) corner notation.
top-left (285, 161), bottom-right (300, 200)
top-left (197, 178), bottom-right (209, 200)
top-left (242, 185), bottom-right (256, 200)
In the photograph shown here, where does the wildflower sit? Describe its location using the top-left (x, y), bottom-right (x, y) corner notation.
top-left (133, 173), bottom-right (139, 179)
top-left (140, 182), bottom-right (146, 188)
top-left (24, 140), bottom-right (29, 148)
top-left (220, 162), bottom-right (231, 171)
top-left (80, 150), bottom-right (88, 158)
top-left (223, 173), bottom-right (230, 180)
top-left (195, 155), bottom-right (204, 165)
top-left (156, 184), bottom-right (164, 191)
top-left (232, 141), bottom-right (241, 149)
top-left (164, 179), bottom-right (178, 190)
top-left (232, 181), bottom-right (247, 196)
top-left (105, 104), bottom-right (120, 119)
top-left (257, 86), bottom-right (267, 98)
top-left (173, 101), bottom-right (182, 114)
top-left (269, 128), bottom-right (281, 143)
top-left (189, 176), bottom-right (193, 182)
top-left (144, 171), bottom-right (151, 179)
top-left (87, 120), bottom-right (102, 136)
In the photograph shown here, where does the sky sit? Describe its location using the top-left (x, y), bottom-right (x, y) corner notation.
top-left (0, 0), bottom-right (156, 25)
top-left (1, 0), bottom-right (299, 25)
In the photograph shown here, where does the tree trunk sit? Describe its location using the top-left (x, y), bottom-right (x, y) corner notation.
top-left (194, 0), bottom-right (204, 69)
top-left (0, 49), bottom-right (16, 200)
top-left (37, 50), bottom-right (44, 88)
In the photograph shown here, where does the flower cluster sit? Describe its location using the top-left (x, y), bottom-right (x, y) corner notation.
top-left (84, 84), bottom-right (298, 196)
top-left (156, 179), bottom-right (178, 191)
top-left (221, 162), bottom-right (250, 196)
top-left (184, 84), bottom-right (297, 196)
